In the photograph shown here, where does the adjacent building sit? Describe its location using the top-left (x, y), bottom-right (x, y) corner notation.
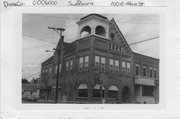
top-left (39, 14), bottom-right (159, 104)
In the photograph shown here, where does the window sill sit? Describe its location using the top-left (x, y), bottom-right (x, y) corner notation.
top-left (92, 97), bottom-right (105, 99)
top-left (136, 96), bottom-right (154, 98)
top-left (76, 97), bottom-right (89, 99)
top-left (108, 98), bottom-right (117, 99)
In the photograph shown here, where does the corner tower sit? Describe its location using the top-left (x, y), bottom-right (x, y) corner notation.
top-left (77, 14), bottom-right (110, 38)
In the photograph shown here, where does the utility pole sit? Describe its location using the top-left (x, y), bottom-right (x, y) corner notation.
top-left (48, 27), bottom-right (65, 103)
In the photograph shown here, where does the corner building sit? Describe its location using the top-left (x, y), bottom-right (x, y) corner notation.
top-left (39, 14), bottom-right (159, 104)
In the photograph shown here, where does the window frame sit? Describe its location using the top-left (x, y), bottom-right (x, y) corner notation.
top-left (109, 58), bottom-right (114, 73)
top-left (77, 84), bottom-right (88, 98)
top-left (79, 57), bottom-right (84, 72)
top-left (100, 57), bottom-right (106, 72)
top-left (135, 64), bottom-right (140, 75)
top-left (84, 56), bottom-right (89, 71)
top-left (143, 65), bottom-right (147, 76)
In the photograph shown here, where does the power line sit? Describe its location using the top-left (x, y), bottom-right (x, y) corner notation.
top-left (23, 71), bottom-right (41, 79)
top-left (129, 36), bottom-right (159, 46)
top-left (23, 33), bottom-right (57, 45)
top-left (22, 43), bottom-right (50, 51)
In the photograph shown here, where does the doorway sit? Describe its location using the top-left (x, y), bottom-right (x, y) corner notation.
top-left (122, 86), bottom-right (130, 103)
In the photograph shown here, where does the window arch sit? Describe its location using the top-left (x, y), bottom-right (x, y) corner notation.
top-left (108, 85), bottom-right (119, 98)
top-left (93, 84), bottom-right (105, 98)
top-left (95, 25), bottom-right (106, 37)
top-left (77, 83), bottom-right (88, 97)
top-left (80, 26), bottom-right (91, 37)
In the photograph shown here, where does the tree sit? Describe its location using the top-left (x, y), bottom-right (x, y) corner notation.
top-left (22, 78), bottom-right (30, 84)
top-left (30, 78), bottom-right (39, 84)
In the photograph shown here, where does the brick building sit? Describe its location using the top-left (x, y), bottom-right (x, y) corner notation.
top-left (39, 14), bottom-right (159, 104)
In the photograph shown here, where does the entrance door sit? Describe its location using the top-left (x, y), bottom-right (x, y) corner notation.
top-left (122, 86), bottom-right (130, 103)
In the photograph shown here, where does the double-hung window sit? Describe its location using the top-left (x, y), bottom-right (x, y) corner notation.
top-left (95, 56), bottom-right (100, 68)
top-left (143, 66), bottom-right (147, 76)
top-left (127, 62), bottom-right (131, 74)
top-left (122, 61), bottom-right (126, 74)
top-left (109, 59), bottom-right (114, 73)
top-left (84, 56), bottom-right (89, 71)
top-left (79, 57), bottom-right (84, 72)
top-left (115, 60), bottom-right (119, 74)
top-left (100, 57), bottom-right (106, 72)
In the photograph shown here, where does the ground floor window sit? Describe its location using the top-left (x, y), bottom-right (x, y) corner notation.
top-left (78, 84), bottom-right (88, 98)
top-left (135, 85), bottom-right (140, 96)
top-left (93, 84), bottom-right (105, 98)
top-left (108, 85), bottom-right (119, 98)
top-left (142, 85), bottom-right (154, 97)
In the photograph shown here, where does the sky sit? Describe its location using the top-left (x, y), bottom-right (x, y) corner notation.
top-left (22, 14), bottom-right (159, 81)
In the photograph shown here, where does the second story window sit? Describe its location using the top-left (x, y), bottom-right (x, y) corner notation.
top-left (149, 67), bottom-right (153, 77)
top-left (109, 59), bottom-right (114, 73)
top-left (79, 57), bottom-right (84, 72)
top-left (135, 64), bottom-right (139, 75)
top-left (115, 60), bottom-right (119, 74)
top-left (84, 56), bottom-right (89, 71)
top-left (59, 64), bottom-right (61, 73)
top-left (95, 56), bottom-right (100, 68)
top-left (49, 66), bottom-right (52, 73)
top-left (66, 61), bottom-right (69, 71)
top-left (122, 61), bottom-right (126, 74)
top-left (143, 66), bottom-right (147, 76)
top-left (70, 59), bottom-right (73, 70)
top-left (127, 62), bottom-right (131, 74)
top-left (100, 57), bottom-right (106, 72)
top-left (154, 68), bottom-right (157, 78)
top-left (55, 65), bottom-right (57, 74)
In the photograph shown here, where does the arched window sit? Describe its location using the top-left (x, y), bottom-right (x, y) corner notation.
top-left (108, 85), bottom-right (119, 98)
top-left (93, 84), bottom-right (105, 98)
top-left (78, 83), bottom-right (88, 98)
top-left (80, 26), bottom-right (91, 37)
top-left (95, 25), bottom-right (106, 37)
